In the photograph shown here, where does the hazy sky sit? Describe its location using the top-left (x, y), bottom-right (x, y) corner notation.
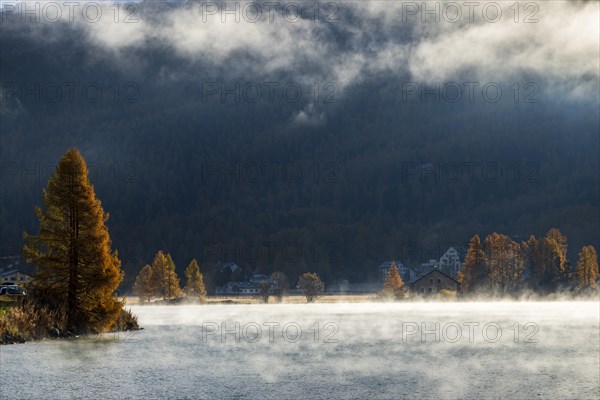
top-left (5, 0), bottom-right (599, 103)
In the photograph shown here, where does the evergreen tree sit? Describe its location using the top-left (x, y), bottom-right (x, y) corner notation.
top-left (459, 235), bottom-right (488, 293)
top-left (184, 259), bottom-right (207, 300)
top-left (23, 148), bottom-right (124, 332)
top-left (576, 246), bottom-right (599, 289)
top-left (383, 262), bottom-right (404, 299)
top-left (134, 264), bottom-right (156, 303)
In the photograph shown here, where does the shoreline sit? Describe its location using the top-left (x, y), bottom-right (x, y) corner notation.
top-left (0, 302), bottom-right (140, 346)
top-left (3, 294), bottom-right (597, 344)
top-left (124, 292), bottom-right (600, 305)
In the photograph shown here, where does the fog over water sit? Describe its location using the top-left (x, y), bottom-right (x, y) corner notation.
top-left (1, 301), bottom-right (599, 399)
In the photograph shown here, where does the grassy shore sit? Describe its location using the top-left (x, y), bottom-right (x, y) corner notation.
top-left (0, 298), bottom-right (139, 345)
top-left (125, 290), bottom-right (599, 305)
top-left (0, 299), bottom-right (64, 344)
top-left (128, 294), bottom-right (389, 305)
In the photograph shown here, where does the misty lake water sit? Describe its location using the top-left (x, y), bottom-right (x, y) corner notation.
top-left (1, 301), bottom-right (598, 399)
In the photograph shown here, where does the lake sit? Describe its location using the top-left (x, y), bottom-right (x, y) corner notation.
top-left (1, 301), bottom-right (598, 399)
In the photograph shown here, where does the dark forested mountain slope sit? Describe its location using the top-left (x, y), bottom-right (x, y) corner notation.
top-left (1, 13), bottom-right (598, 288)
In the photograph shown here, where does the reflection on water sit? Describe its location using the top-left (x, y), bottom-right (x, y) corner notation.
top-left (1, 301), bottom-right (599, 399)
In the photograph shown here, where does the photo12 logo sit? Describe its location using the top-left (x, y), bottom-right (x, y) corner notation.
top-left (200, 81), bottom-right (339, 104)
top-left (193, 2), bottom-right (340, 24)
top-left (400, 161), bottom-right (540, 184)
top-left (1, 81), bottom-right (139, 104)
top-left (401, 82), bottom-right (539, 104)
top-left (0, 1), bottom-right (341, 24)
top-left (399, 2), bottom-right (540, 24)
top-left (201, 240), bottom-right (340, 265)
top-left (401, 321), bottom-right (539, 344)
top-left (200, 161), bottom-right (339, 185)
top-left (0, 161), bottom-right (138, 184)
top-left (0, 1), bottom-right (142, 23)
top-left (200, 321), bottom-right (340, 343)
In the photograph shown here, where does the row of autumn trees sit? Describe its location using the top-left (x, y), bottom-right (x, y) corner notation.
top-left (133, 254), bottom-right (327, 304)
top-left (459, 228), bottom-right (599, 295)
top-left (134, 251), bottom-right (207, 302)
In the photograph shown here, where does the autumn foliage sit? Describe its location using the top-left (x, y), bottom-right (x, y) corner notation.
top-left (134, 251), bottom-right (183, 302)
top-left (459, 228), bottom-right (598, 295)
top-left (23, 148), bottom-right (128, 333)
top-left (382, 262), bottom-right (405, 299)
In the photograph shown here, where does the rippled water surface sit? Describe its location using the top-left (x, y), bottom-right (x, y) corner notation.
top-left (1, 301), bottom-right (599, 399)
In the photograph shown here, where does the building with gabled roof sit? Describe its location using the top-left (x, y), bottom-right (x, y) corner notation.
top-left (411, 268), bottom-right (459, 295)
top-left (1, 269), bottom-right (32, 285)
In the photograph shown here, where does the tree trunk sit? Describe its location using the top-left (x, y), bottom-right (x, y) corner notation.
top-left (67, 183), bottom-right (79, 330)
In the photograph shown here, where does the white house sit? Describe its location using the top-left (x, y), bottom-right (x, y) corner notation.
top-left (439, 246), bottom-right (463, 278)
top-left (216, 281), bottom-right (260, 295)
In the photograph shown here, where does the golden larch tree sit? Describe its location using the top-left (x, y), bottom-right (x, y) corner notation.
top-left (134, 264), bottom-right (157, 303)
top-left (163, 253), bottom-right (182, 299)
top-left (546, 228), bottom-right (568, 267)
top-left (23, 148), bottom-right (124, 332)
top-left (485, 233), bottom-right (524, 294)
top-left (544, 228), bottom-right (570, 285)
top-left (149, 250), bottom-right (181, 300)
top-left (459, 235), bottom-right (488, 293)
top-left (383, 262), bottom-right (404, 299)
top-left (576, 246), bottom-right (599, 289)
top-left (184, 259), bottom-right (207, 300)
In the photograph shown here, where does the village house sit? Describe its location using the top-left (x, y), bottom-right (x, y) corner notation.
top-left (0, 269), bottom-right (32, 285)
top-left (0, 256), bottom-right (34, 286)
top-left (216, 281), bottom-right (260, 295)
top-left (438, 246), bottom-right (465, 279)
top-left (411, 269), bottom-right (459, 295)
top-left (216, 274), bottom-right (270, 295)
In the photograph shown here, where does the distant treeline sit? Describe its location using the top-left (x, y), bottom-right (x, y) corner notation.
top-left (459, 229), bottom-right (598, 295)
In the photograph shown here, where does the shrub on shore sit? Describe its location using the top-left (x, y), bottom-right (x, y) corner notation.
top-left (111, 308), bottom-right (139, 332)
top-left (0, 301), bottom-right (67, 344)
top-left (1, 301), bottom-right (138, 344)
